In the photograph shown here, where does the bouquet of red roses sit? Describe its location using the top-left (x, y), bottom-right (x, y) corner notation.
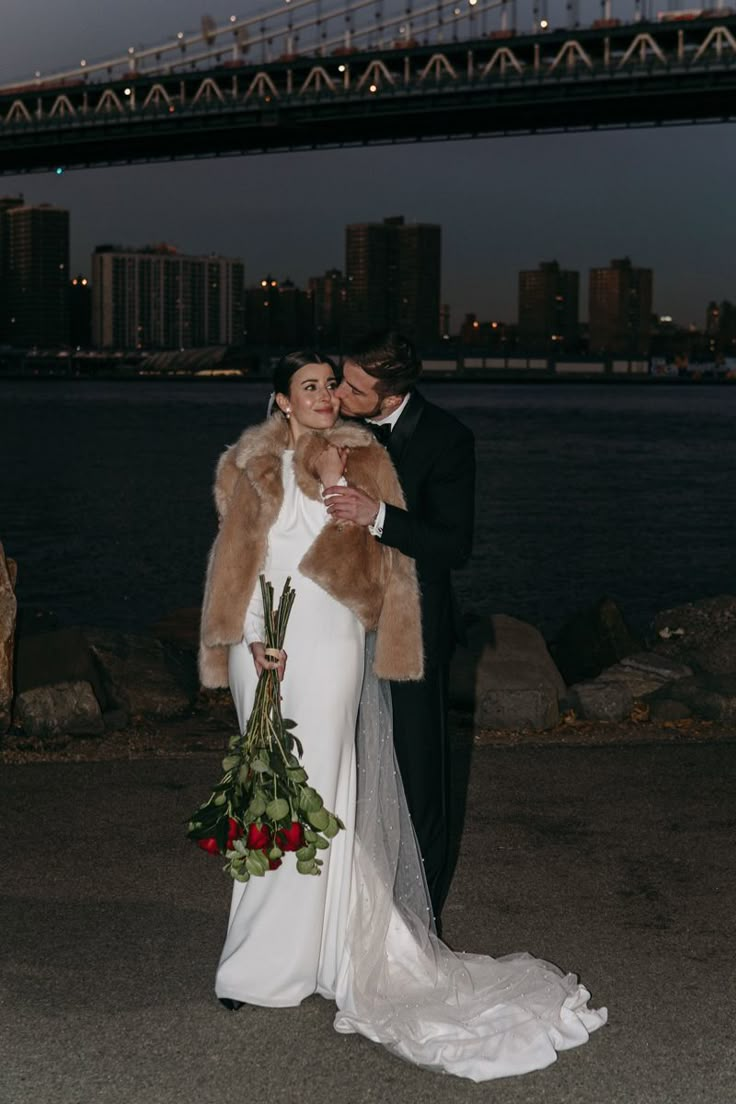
top-left (187, 575), bottom-right (344, 880)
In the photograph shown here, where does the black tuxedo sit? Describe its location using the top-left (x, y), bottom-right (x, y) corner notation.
top-left (378, 389), bottom-right (475, 919)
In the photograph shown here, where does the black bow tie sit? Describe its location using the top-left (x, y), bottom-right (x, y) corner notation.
top-left (367, 421), bottom-right (392, 447)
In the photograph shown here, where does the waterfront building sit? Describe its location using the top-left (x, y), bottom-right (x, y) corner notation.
top-left (2, 201), bottom-right (70, 348)
top-left (345, 216), bottom-right (441, 347)
top-left (91, 244), bottom-right (244, 350)
top-left (705, 300), bottom-right (736, 357)
top-left (0, 195), bottom-right (24, 341)
top-left (307, 267), bottom-right (347, 347)
top-left (518, 260), bottom-right (579, 352)
top-left (244, 275), bottom-right (311, 348)
top-left (70, 274), bottom-right (92, 348)
top-left (589, 257), bottom-right (653, 356)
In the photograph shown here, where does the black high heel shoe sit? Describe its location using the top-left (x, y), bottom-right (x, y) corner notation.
top-left (218, 998), bottom-right (245, 1011)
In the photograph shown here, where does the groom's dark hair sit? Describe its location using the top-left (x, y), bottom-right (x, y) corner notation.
top-left (348, 331), bottom-right (422, 397)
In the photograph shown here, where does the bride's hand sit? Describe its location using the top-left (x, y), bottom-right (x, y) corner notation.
top-left (315, 444), bottom-right (348, 488)
top-left (250, 642), bottom-right (287, 681)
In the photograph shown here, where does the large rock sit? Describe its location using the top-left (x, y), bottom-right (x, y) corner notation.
top-left (149, 607), bottom-right (200, 653)
top-left (651, 596), bottom-right (736, 675)
top-left (550, 597), bottom-right (641, 686)
top-left (646, 673), bottom-right (736, 724)
top-left (450, 614), bottom-right (566, 731)
top-left (15, 680), bottom-right (104, 738)
top-left (592, 651), bottom-right (693, 700)
top-left (569, 679), bottom-right (634, 722)
top-left (0, 543), bottom-right (17, 733)
top-left (15, 626), bottom-right (108, 707)
top-left (84, 628), bottom-right (197, 719)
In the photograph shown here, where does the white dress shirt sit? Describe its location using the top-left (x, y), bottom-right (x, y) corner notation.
top-left (366, 392), bottom-right (411, 538)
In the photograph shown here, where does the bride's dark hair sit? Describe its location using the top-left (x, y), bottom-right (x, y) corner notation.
top-left (273, 350), bottom-right (336, 401)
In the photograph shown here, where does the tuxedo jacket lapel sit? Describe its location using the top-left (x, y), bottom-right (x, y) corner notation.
top-left (388, 389), bottom-right (425, 468)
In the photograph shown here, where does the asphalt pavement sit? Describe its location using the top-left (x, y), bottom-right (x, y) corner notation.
top-left (2, 739), bottom-right (735, 1104)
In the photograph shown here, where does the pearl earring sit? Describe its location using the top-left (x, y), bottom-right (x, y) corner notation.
top-left (285, 409), bottom-right (291, 419)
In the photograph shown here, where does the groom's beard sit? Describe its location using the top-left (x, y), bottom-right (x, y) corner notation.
top-left (338, 398), bottom-right (383, 420)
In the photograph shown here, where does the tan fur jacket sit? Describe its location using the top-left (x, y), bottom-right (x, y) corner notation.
top-left (199, 415), bottom-right (424, 688)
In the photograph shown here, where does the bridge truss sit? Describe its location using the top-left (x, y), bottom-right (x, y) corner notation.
top-left (0, 1), bottom-right (735, 174)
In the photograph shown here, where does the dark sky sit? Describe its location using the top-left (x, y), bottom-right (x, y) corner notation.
top-left (1, 0), bottom-right (734, 328)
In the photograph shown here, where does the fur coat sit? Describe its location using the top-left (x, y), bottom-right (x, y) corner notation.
top-left (199, 415), bottom-right (424, 688)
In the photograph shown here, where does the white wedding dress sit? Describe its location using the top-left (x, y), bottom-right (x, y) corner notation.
top-left (216, 450), bottom-right (607, 1081)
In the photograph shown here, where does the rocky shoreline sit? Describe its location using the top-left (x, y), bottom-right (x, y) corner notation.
top-left (2, 542), bottom-right (735, 763)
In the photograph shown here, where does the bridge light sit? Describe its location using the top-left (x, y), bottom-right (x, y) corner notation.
top-left (128, 47), bottom-right (135, 55)
top-left (540, 18), bottom-right (549, 28)
top-left (80, 59), bottom-right (87, 67)
top-left (338, 64), bottom-right (346, 72)
top-left (124, 87), bottom-right (132, 96)
top-left (55, 167), bottom-right (65, 175)
top-left (369, 83), bottom-right (377, 92)
top-left (177, 32), bottom-right (184, 39)
top-left (469, 0), bottom-right (478, 5)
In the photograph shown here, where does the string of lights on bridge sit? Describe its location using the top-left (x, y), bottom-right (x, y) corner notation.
top-left (2, 0), bottom-right (733, 91)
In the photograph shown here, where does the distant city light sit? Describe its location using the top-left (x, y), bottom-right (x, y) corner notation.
top-left (55, 167), bottom-right (64, 175)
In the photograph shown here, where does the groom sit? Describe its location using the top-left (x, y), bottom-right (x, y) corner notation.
top-left (327, 332), bottom-right (475, 924)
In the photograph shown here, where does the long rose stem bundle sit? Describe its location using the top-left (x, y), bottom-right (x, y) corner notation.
top-left (187, 575), bottom-right (343, 879)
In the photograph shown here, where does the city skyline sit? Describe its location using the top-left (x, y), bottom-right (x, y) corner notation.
top-left (1, 1), bottom-right (734, 327)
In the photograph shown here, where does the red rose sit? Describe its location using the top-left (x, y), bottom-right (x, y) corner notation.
top-left (247, 823), bottom-right (271, 850)
top-left (268, 855), bottom-right (282, 870)
top-left (276, 821), bottom-right (305, 852)
top-left (197, 836), bottom-right (220, 855)
top-left (226, 817), bottom-right (244, 847)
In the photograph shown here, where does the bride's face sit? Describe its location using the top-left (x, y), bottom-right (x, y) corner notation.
top-left (277, 362), bottom-right (339, 439)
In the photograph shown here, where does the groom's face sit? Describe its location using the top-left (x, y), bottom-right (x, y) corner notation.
top-left (336, 359), bottom-right (390, 419)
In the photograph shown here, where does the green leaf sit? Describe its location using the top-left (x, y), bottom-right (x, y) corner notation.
top-left (313, 835), bottom-right (329, 850)
top-left (282, 719), bottom-right (297, 730)
top-left (298, 787), bottom-right (323, 814)
top-left (296, 859), bottom-right (317, 875)
top-left (222, 755), bottom-right (240, 772)
top-left (307, 807), bottom-right (329, 831)
top-left (252, 756), bottom-right (271, 773)
top-left (268, 845), bottom-right (283, 861)
top-left (232, 870), bottom-right (250, 883)
top-left (287, 767), bottom-right (307, 784)
top-left (246, 853), bottom-right (267, 877)
top-left (266, 797), bottom-right (290, 821)
top-left (213, 793), bottom-right (227, 806)
top-left (323, 814), bottom-right (340, 839)
top-left (295, 843), bottom-right (316, 862)
top-left (246, 794), bottom-right (266, 818)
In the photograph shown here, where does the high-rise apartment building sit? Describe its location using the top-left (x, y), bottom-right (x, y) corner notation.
top-left (589, 257), bottom-right (653, 356)
top-left (308, 268), bottom-right (347, 347)
top-left (91, 244), bottom-right (245, 349)
top-left (244, 275), bottom-right (311, 348)
top-left (518, 260), bottom-right (579, 352)
top-left (0, 195), bottom-right (24, 341)
top-left (1, 202), bottom-right (70, 347)
top-left (345, 216), bottom-right (441, 347)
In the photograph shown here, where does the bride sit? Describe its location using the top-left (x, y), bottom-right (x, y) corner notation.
top-left (198, 350), bottom-right (607, 1082)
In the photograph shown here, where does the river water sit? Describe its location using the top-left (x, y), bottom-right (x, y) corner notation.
top-left (2, 380), bottom-right (734, 638)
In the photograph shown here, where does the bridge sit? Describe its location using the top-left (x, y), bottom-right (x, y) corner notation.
top-left (1, 0), bottom-right (735, 175)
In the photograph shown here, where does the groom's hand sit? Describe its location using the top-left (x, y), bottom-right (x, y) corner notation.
top-left (323, 486), bottom-right (379, 528)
